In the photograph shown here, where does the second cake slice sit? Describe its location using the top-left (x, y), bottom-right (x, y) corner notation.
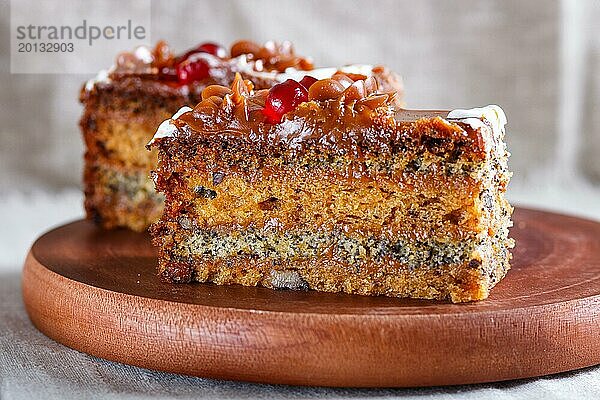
top-left (80, 40), bottom-right (404, 231)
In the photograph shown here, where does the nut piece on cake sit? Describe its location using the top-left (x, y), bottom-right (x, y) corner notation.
top-left (80, 40), bottom-right (404, 231)
top-left (148, 73), bottom-right (513, 302)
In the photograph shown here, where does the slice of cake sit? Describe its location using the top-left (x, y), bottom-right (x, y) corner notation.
top-left (80, 40), bottom-right (404, 231)
top-left (148, 73), bottom-right (512, 302)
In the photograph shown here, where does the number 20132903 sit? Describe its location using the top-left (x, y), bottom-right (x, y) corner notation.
top-left (18, 42), bottom-right (74, 52)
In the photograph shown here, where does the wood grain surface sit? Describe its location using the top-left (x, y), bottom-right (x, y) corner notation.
top-left (22, 207), bottom-right (600, 387)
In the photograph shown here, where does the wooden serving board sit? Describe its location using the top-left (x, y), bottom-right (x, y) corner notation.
top-left (22, 207), bottom-right (600, 387)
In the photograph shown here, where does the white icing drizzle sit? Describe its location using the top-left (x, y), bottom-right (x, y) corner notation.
top-left (446, 105), bottom-right (507, 152)
top-left (232, 54), bottom-right (373, 83)
top-left (133, 45), bottom-right (154, 63)
top-left (84, 66), bottom-right (114, 91)
top-left (280, 64), bottom-right (374, 81)
top-left (148, 106), bottom-right (193, 145)
top-left (338, 64), bottom-right (376, 77)
top-left (85, 46), bottom-right (152, 92)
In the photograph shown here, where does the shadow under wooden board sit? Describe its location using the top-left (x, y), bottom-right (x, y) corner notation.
top-left (22, 207), bottom-right (600, 387)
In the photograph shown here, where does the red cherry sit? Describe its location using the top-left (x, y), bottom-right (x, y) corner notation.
top-left (196, 42), bottom-right (227, 58)
top-left (263, 79), bottom-right (308, 123)
top-left (178, 42), bottom-right (226, 62)
top-left (299, 76), bottom-right (318, 89)
top-left (176, 56), bottom-right (210, 84)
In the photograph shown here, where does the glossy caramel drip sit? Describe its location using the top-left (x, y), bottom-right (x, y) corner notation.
top-left (176, 72), bottom-right (395, 132)
top-left (160, 73), bottom-right (487, 176)
top-left (230, 40), bottom-right (313, 72)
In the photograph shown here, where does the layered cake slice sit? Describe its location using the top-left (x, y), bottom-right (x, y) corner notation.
top-left (80, 40), bottom-right (404, 231)
top-left (148, 73), bottom-right (512, 302)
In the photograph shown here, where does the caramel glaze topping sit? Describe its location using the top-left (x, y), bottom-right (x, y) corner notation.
top-left (111, 40), bottom-right (313, 81)
top-left (155, 73), bottom-right (487, 173)
top-left (230, 40), bottom-right (313, 72)
top-left (82, 40), bottom-right (314, 102)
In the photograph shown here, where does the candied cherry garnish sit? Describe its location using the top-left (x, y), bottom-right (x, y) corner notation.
top-left (173, 42), bottom-right (226, 84)
top-left (299, 76), bottom-right (318, 90)
top-left (179, 42), bottom-right (227, 61)
top-left (262, 79), bottom-right (308, 123)
top-left (197, 42), bottom-right (227, 57)
top-left (176, 56), bottom-right (210, 84)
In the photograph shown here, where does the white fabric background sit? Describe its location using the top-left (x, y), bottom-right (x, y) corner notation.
top-left (1, 0), bottom-right (599, 398)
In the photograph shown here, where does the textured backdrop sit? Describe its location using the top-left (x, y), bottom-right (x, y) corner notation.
top-left (1, 2), bottom-right (600, 398)
top-left (0, 0), bottom-right (599, 196)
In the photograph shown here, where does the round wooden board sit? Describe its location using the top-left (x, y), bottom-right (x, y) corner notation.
top-left (22, 207), bottom-right (600, 387)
